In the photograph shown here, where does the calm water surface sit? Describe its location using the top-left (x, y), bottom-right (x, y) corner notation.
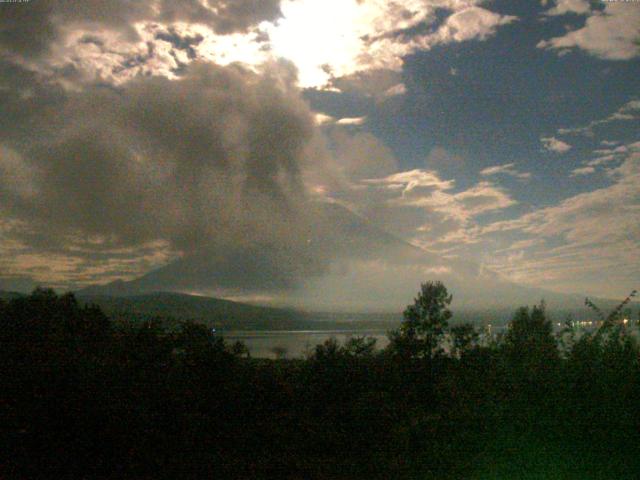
top-left (223, 330), bottom-right (390, 359)
top-left (222, 322), bottom-right (615, 359)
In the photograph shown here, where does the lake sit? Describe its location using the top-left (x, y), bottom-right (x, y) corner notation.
top-left (222, 329), bottom-right (391, 359)
top-left (221, 320), bottom-right (615, 359)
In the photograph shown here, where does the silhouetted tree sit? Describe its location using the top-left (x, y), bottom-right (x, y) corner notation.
top-left (312, 337), bottom-right (341, 361)
top-left (503, 302), bottom-right (559, 405)
top-left (343, 336), bottom-right (377, 358)
top-left (450, 323), bottom-right (479, 358)
top-left (586, 289), bottom-right (637, 335)
top-left (388, 281), bottom-right (452, 360)
top-left (504, 302), bottom-right (556, 357)
top-left (230, 340), bottom-right (250, 358)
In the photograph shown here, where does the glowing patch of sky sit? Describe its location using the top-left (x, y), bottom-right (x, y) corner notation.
top-left (265, 0), bottom-right (364, 87)
top-left (264, 0), bottom-right (433, 88)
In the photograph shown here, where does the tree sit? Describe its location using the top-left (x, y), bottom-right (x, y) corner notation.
top-left (343, 336), bottom-right (377, 358)
top-left (389, 281), bottom-right (452, 360)
top-left (311, 337), bottom-right (341, 362)
top-left (504, 302), bottom-right (557, 358)
top-left (586, 289), bottom-right (637, 334)
top-left (450, 323), bottom-right (479, 358)
top-left (502, 302), bottom-right (559, 396)
top-left (230, 340), bottom-right (250, 358)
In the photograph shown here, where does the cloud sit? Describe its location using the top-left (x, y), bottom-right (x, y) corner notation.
top-left (265, 1), bottom-right (516, 89)
top-left (0, 0), bottom-right (519, 103)
top-left (541, 136), bottom-right (572, 153)
top-left (26, 21), bottom-right (275, 88)
top-left (328, 68), bottom-right (403, 98)
top-left (336, 116), bottom-right (367, 126)
top-left (538, 4), bottom-right (640, 60)
top-left (327, 130), bottom-right (399, 181)
top-left (431, 6), bottom-right (517, 43)
top-left (353, 169), bottom-right (516, 251)
top-left (2, 0), bottom-right (632, 304)
top-left (383, 83), bottom-right (407, 97)
top-left (543, 0), bottom-right (591, 16)
top-left (482, 149), bottom-right (640, 296)
top-left (586, 155), bottom-right (616, 167)
top-left (596, 145), bottom-right (629, 155)
top-left (570, 166), bottom-right (595, 177)
top-left (0, 61), bottom-right (338, 289)
top-left (557, 98), bottom-right (640, 136)
top-left (314, 113), bottom-right (336, 126)
top-left (0, 1), bottom-right (517, 296)
top-left (364, 169), bottom-right (455, 194)
top-left (313, 114), bottom-right (367, 127)
top-left (325, 72), bottom-right (404, 101)
top-left (0, 146), bottom-right (37, 199)
top-left (573, 139), bottom-right (640, 172)
top-left (624, 100), bottom-right (640, 110)
top-left (0, 0), bottom-right (282, 58)
top-left (453, 181), bottom-right (516, 216)
top-left (480, 163), bottom-right (531, 180)
top-left (0, 0), bottom-right (516, 94)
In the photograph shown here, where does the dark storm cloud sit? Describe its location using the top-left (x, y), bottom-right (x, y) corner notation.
top-left (0, 60), bottom-right (333, 288)
top-left (0, 0), bottom-right (282, 58)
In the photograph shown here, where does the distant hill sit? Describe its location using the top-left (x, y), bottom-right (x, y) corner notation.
top-left (76, 280), bottom-right (145, 298)
top-left (76, 291), bottom-right (303, 330)
top-left (0, 287), bottom-right (397, 331)
top-left (76, 291), bottom-right (401, 331)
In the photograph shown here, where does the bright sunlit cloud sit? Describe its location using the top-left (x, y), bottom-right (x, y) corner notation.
top-left (263, 0), bottom-right (515, 89)
top-left (37, 0), bottom-right (517, 92)
top-left (265, 0), bottom-right (366, 87)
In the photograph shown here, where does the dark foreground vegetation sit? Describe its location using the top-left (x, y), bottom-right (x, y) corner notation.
top-left (1, 283), bottom-right (639, 479)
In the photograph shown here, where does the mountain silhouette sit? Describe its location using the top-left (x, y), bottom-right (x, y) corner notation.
top-left (76, 202), bottom-right (619, 312)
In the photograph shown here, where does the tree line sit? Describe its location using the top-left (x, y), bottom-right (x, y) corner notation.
top-left (1, 283), bottom-right (639, 479)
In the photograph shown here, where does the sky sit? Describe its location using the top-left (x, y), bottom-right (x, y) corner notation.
top-left (0, 0), bottom-right (638, 307)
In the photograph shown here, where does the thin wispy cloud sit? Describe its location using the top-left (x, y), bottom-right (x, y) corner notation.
top-left (576, 140), bottom-right (640, 172)
top-left (336, 117), bottom-right (367, 126)
top-left (482, 148), bottom-right (640, 296)
top-left (480, 163), bottom-right (531, 180)
top-left (570, 166), bottom-right (595, 177)
top-left (557, 99), bottom-right (640, 137)
top-left (356, 169), bottom-right (516, 252)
